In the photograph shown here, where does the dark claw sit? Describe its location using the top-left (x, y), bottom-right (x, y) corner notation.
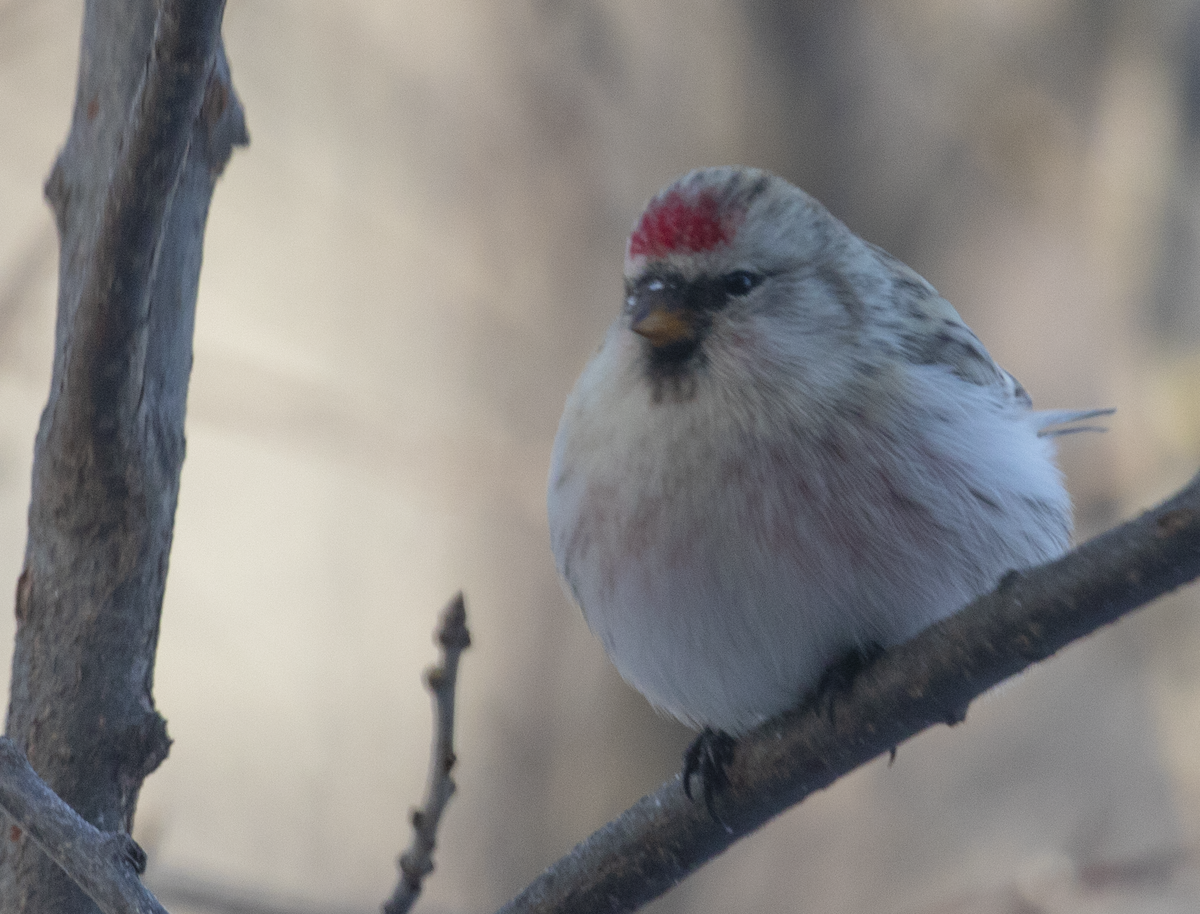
top-left (682, 728), bottom-right (736, 828)
top-left (811, 642), bottom-right (885, 721)
top-left (942, 699), bottom-right (969, 727)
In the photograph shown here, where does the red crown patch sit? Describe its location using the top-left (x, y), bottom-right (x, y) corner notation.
top-left (628, 189), bottom-right (737, 258)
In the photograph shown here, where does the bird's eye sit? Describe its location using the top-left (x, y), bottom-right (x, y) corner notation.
top-left (721, 270), bottom-right (762, 297)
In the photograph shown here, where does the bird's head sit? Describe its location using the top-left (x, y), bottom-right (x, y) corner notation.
top-left (622, 167), bottom-right (868, 403)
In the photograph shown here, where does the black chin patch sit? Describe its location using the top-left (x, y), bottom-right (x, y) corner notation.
top-left (643, 340), bottom-right (704, 403)
top-left (647, 336), bottom-right (703, 372)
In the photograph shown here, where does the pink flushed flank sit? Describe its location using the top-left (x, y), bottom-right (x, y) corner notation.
top-left (628, 189), bottom-right (739, 258)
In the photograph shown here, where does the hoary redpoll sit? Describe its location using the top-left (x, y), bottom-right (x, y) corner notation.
top-left (548, 167), bottom-right (1104, 755)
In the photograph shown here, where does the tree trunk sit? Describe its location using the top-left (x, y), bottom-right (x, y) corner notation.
top-left (0, 0), bottom-right (246, 908)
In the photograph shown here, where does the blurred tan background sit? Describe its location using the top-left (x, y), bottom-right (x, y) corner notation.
top-left (3, 1), bottom-right (1200, 912)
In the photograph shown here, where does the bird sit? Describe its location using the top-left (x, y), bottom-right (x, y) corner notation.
top-left (547, 166), bottom-right (1106, 803)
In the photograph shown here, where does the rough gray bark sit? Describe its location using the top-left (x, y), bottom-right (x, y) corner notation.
top-left (0, 0), bottom-right (246, 909)
top-left (0, 738), bottom-right (167, 914)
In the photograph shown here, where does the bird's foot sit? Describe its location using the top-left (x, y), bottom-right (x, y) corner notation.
top-left (682, 727), bottom-right (737, 829)
top-left (811, 642), bottom-right (885, 721)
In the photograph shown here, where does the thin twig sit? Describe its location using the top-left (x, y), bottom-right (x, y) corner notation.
top-left (384, 593), bottom-right (472, 914)
top-left (496, 469), bottom-right (1200, 914)
top-left (0, 738), bottom-right (168, 914)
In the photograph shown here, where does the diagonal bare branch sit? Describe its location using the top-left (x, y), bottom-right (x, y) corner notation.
top-left (0, 738), bottom-right (168, 914)
top-left (497, 469), bottom-right (1200, 914)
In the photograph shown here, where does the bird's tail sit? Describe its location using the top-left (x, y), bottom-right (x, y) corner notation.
top-left (1034, 407), bottom-right (1115, 437)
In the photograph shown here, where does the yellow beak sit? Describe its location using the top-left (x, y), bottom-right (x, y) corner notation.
top-left (631, 307), bottom-right (697, 347)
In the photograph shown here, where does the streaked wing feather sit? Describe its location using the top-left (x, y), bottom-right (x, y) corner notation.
top-left (892, 286), bottom-right (1014, 397)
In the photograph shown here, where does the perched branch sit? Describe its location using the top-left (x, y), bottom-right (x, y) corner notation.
top-left (497, 469), bottom-right (1200, 914)
top-left (0, 739), bottom-right (167, 914)
top-left (384, 593), bottom-right (472, 914)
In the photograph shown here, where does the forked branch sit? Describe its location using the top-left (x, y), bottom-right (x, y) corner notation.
top-left (0, 739), bottom-right (167, 914)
